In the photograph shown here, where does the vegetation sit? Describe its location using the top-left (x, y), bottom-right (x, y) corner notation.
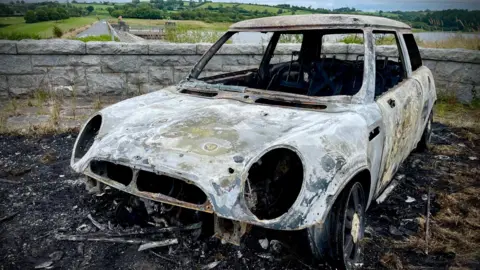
top-left (52, 25), bottom-right (63, 37)
top-left (75, 34), bottom-right (119, 42)
top-left (417, 34), bottom-right (480, 50)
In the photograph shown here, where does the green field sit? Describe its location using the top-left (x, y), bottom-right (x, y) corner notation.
top-left (0, 16), bottom-right (99, 39)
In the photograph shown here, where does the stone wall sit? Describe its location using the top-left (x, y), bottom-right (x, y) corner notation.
top-left (0, 39), bottom-right (479, 103)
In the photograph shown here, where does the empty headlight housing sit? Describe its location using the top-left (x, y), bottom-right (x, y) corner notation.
top-left (74, 114), bottom-right (102, 160)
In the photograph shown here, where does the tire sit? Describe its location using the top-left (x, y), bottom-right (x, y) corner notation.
top-left (416, 110), bottom-right (433, 152)
top-left (308, 182), bottom-right (366, 270)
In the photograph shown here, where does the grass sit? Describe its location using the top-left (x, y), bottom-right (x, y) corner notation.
top-left (75, 35), bottom-right (119, 42)
top-left (416, 34), bottom-right (480, 50)
top-left (388, 100), bottom-right (480, 268)
top-left (434, 97), bottom-right (480, 132)
top-left (0, 16), bottom-right (100, 39)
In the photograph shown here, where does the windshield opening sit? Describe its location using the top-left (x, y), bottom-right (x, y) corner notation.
top-left (189, 29), bottom-right (366, 98)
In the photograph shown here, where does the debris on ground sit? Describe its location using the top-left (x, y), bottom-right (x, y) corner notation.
top-left (0, 121), bottom-right (479, 269)
top-left (259, 238), bottom-right (269, 250)
top-left (405, 196), bottom-right (416, 203)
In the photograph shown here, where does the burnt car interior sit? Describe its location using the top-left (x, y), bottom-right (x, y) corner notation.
top-left (193, 29), bottom-right (406, 98)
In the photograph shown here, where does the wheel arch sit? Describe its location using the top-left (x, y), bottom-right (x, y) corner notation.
top-left (322, 168), bottom-right (372, 224)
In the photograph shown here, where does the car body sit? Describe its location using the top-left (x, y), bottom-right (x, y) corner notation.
top-left (71, 14), bottom-right (436, 269)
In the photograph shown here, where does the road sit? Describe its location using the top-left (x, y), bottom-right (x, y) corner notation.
top-left (76, 19), bottom-right (109, 38)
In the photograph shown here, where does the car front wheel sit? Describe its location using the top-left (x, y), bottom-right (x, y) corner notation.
top-left (307, 182), bottom-right (366, 270)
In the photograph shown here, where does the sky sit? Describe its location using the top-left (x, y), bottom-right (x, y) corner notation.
top-left (208, 0), bottom-right (480, 11)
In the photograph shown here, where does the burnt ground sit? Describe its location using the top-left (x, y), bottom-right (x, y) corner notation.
top-left (0, 121), bottom-right (479, 270)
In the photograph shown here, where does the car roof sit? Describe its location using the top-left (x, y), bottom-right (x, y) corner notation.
top-left (229, 14), bottom-right (411, 32)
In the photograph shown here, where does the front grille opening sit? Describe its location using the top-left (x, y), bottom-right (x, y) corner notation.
top-left (137, 170), bottom-right (207, 205)
top-left (90, 161), bottom-right (133, 186)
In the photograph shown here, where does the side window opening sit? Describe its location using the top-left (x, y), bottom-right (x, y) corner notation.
top-left (372, 31), bottom-right (406, 97)
top-left (403, 33), bottom-right (422, 71)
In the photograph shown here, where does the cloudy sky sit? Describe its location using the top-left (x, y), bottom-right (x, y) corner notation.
top-left (208, 0), bottom-right (480, 11)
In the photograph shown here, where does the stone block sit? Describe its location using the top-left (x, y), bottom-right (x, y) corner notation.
top-left (217, 44), bottom-right (263, 55)
top-left (376, 45), bottom-right (399, 58)
top-left (7, 74), bottom-right (48, 96)
top-left (0, 55), bottom-right (32, 74)
top-left (32, 55), bottom-right (101, 66)
top-left (140, 55), bottom-right (200, 67)
top-left (17, 39), bottom-right (85, 55)
top-left (448, 82), bottom-right (474, 103)
top-left (46, 67), bottom-right (87, 87)
top-left (0, 40), bottom-right (17, 54)
top-left (87, 42), bottom-right (148, 55)
top-left (47, 67), bottom-right (75, 86)
top-left (420, 48), bottom-right (480, 64)
top-left (86, 73), bottom-right (126, 95)
top-left (196, 43), bottom-right (213, 55)
top-left (0, 75), bottom-right (8, 98)
top-left (422, 60), bottom-right (437, 72)
top-left (149, 43), bottom-right (196, 55)
top-left (101, 55), bottom-right (142, 73)
top-left (206, 55), bottom-right (251, 68)
top-left (274, 44), bottom-right (301, 55)
top-left (126, 83), bottom-right (141, 96)
top-left (473, 86), bottom-right (480, 100)
top-left (126, 71), bottom-right (149, 85)
top-left (434, 62), bottom-right (479, 85)
top-left (148, 67), bottom-right (174, 86)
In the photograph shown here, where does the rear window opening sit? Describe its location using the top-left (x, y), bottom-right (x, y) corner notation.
top-left (194, 30), bottom-right (366, 98)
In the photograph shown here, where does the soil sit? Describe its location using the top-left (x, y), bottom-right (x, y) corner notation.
top-left (0, 122), bottom-right (478, 270)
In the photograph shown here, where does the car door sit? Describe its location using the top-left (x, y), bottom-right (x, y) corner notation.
top-left (403, 33), bottom-right (437, 148)
top-left (374, 32), bottom-right (424, 195)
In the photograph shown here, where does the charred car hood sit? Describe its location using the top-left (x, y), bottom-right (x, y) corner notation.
top-left (72, 87), bottom-right (370, 228)
top-left (74, 87), bottom-right (349, 175)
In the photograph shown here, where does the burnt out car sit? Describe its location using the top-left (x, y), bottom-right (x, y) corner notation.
top-left (72, 14), bottom-right (436, 269)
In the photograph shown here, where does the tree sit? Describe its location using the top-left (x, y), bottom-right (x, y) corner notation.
top-left (132, 0), bottom-right (140, 4)
top-left (24, 10), bottom-right (37, 23)
top-left (49, 10), bottom-right (61, 20)
top-left (36, 10), bottom-right (49, 21)
top-left (86, 5), bottom-right (94, 13)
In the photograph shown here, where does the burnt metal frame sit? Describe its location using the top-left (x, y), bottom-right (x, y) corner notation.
top-left (187, 29), bottom-right (373, 103)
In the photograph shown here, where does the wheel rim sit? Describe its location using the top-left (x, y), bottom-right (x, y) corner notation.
top-left (343, 183), bottom-right (365, 267)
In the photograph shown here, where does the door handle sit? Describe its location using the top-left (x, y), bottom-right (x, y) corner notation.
top-left (388, 99), bottom-right (396, 108)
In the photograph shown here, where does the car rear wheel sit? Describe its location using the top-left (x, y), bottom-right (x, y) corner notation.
top-left (308, 182), bottom-right (366, 270)
top-left (416, 110), bottom-right (433, 152)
